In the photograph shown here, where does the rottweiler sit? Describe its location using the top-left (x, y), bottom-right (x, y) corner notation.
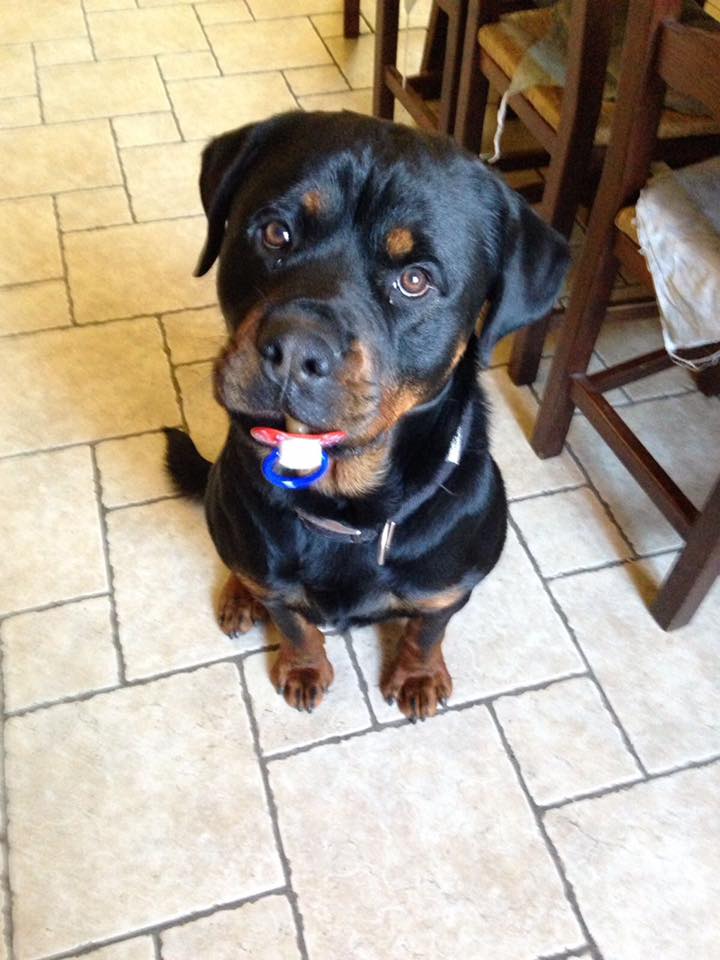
top-left (165, 110), bottom-right (568, 721)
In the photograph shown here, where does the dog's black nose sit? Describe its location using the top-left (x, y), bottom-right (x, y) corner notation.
top-left (257, 318), bottom-right (339, 384)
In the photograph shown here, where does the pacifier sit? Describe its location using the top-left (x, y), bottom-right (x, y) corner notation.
top-left (250, 426), bottom-right (347, 489)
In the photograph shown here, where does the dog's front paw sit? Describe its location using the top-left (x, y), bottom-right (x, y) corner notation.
top-left (381, 658), bottom-right (452, 722)
top-left (218, 573), bottom-right (267, 637)
top-left (271, 651), bottom-right (335, 713)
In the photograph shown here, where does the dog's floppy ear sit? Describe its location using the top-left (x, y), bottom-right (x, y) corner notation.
top-left (194, 118), bottom-right (278, 277)
top-left (477, 174), bottom-right (570, 366)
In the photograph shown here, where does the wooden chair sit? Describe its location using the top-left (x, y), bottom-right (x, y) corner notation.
top-left (454, 0), bottom-right (720, 385)
top-left (344, 0), bottom-right (361, 37)
top-left (531, 0), bottom-right (720, 630)
top-left (374, 0), bottom-right (470, 135)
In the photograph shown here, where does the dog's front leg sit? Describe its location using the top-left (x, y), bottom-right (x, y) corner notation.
top-left (381, 610), bottom-right (456, 722)
top-left (267, 605), bottom-right (335, 713)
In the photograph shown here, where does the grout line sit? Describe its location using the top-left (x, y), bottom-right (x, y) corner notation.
top-left (0, 303), bottom-right (217, 344)
top-left (540, 750), bottom-right (720, 813)
top-left (32, 887), bottom-right (288, 960)
top-left (158, 317), bottom-right (190, 433)
top-left (89, 444), bottom-right (127, 684)
top-left (108, 115), bottom-right (138, 222)
top-left (234, 660), bottom-right (310, 960)
top-left (507, 513), bottom-right (649, 779)
top-left (4, 645), bottom-right (275, 720)
top-left (342, 631), bottom-right (379, 726)
top-left (308, 14), bottom-right (353, 89)
top-left (106, 492), bottom-right (184, 513)
top-left (0, 625), bottom-right (17, 960)
top-left (488, 703), bottom-right (604, 960)
top-left (152, 931), bottom-right (163, 960)
top-left (537, 947), bottom-right (592, 960)
top-left (189, 3), bottom-right (224, 82)
top-left (0, 425), bottom-right (184, 466)
top-left (507, 482), bottom-right (588, 505)
top-left (264, 669), bottom-right (590, 764)
top-left (29, 43), bottom-right (45, 124)
top-left (51, 195), bottom-right (78, 325)
top-left (0, 591), bottom-right (110, 626)
top-left (545, 547), bottom-right (679, 584)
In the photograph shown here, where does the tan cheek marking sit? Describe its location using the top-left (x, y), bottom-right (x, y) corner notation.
top-left (412, 585), bottom-right (467, 613)
top-left (302, 190), bottom-right (325, 216)
top-left (386, 227), bottom-right (414, 257)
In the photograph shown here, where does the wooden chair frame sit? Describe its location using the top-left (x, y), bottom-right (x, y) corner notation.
top-left (531, 0), bottom-right (720, 629)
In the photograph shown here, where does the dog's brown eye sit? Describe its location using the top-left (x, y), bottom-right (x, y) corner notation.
top-left (262, 221), bottom-right (291, 250)
top-left (397, 266), bottom-right (431, 298)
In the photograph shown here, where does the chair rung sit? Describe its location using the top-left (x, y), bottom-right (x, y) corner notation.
top-left (383, 66), bottom-right (439, 130)
top-left (585, 349), bottom-right (673, 393)
top-left (571, 376), bottom-right (697, 537)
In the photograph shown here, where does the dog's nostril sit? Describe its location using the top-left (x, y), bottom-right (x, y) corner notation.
top-left (302, 356), bottom-right (330, 379)
top-left (261, 340), bottom-right (283, 367)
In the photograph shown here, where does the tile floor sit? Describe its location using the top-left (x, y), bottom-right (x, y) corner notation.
top-left (0, 2), bottom-right (719, 959)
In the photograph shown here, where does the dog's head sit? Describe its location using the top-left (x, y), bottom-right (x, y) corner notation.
top-left (197, 111), bottom-right (568, 446)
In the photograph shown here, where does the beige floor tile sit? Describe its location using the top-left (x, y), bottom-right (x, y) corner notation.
top-left (161, 895), bottom-right (299, 959)
top-left (0, 119), bottom-right (121, 200)
top-left (0, 196), bottom-right (62, 286)
top-left (569, 391), bottom-right (720, 555)
top-left (495, 678), bottom-right (639, 806)
top-left (0, 447), bottom-right (106, 615)
top-left (567, 416), bottom-right (681, 555)
top-left (551, 557), bottom-right (720, 772)
top-left (325, 30), bottom-right (425, 89)
top-left (0, 45), bottom-right (36, 97)
top-left (162, 305), bottom-right (225, 364)
top-left (207, 19), bottom-right (331, 73)
top-left (596, 315), bottom-right (694, 401)
top-left (6, 664), bottom-right (283, 958)
top-left (0, 95), bottom-right (42, 129)
top-left (270, 709), bottom-right (582, 959)
top-left (84, 0), bottom-right (137, 9)
top-left (196, 0), bottom-right (253, 24)
top-left (65, 217), bottom-right (215, 322)
top-left (545, 765), bottom-right (720, 960)
top-left (0, 0), bottom-right (86, 43)
top-left (40, 57), bottom-right (169, 122)
top-left (511, 487), bottom-right (631, 578)
top-left (249, 0), bottom-right (341, 16)
top-left (34, 36), bottom-right (94, 65)
top-left (122, 141), bottom-right (204, 221)
top-left (311, 12), bottom-right (371, 36)
top-left (168, 72), bottom-right (297, 140)
top-left (2, 597), bottom-right (117, 711)
top-left (88, 6), bottom-right (208, 59)
top-left (351, 527), bottom-right (584, 722)
top-left (298, 87), bottom-right (372, 114)
top-left (483, 369), bottom-right (584, 500)
top-left (68, 939), bottom-right (156, 960)
top-left (0, 279), bottom-right (70, 335)
top-left (112, 111), bottom-right (181, 148)
top-left (157, 50), bottom-right (219, 81)
top-left (245, 635), bottom-right (371, 756)
top-left (0, 318), bottom-right (179, 456)
top-left (57, 185), bottom-right (132, 231)
top-left (96, 431), bottom-right (179, 508)
top-left (284, 64), bottom-right (348, 97)
top-left (108, 498), bottom-right (265, 679)
top-left (176, 361), bottom-right (230, 461)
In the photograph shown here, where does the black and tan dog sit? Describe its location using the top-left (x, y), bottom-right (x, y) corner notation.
top-left (165, 110), bottom-right (568, 721)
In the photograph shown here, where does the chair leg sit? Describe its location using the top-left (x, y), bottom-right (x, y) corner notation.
top-left (373, 0), bottom-right (400, 120)
top-left (344, 0), bottom-right (361, 38)
top-left (651, 473), bottom-right (720, 630)
top-left (454, 0), bottom-right (490, 153)
top-left (531, 247), bottom-right (618, 458)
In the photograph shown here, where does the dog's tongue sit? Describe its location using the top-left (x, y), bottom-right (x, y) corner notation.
top-left (250, 425), bottom-right (347, 472)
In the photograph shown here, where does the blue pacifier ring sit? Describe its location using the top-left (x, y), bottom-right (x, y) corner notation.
top-left (261, 448), bottom-right (330, 489)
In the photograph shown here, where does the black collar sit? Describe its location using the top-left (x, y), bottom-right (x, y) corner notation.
top-left (294, 397), bottom-right (474, 564)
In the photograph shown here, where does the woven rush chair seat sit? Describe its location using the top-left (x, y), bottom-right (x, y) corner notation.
top-left (478, 8), bottom-right (720, 144)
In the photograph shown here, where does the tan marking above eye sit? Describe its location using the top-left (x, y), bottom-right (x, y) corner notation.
top-left (302, 190), bottom-right (325, 216)
top-left (386, 227), bottom-right (414, 257)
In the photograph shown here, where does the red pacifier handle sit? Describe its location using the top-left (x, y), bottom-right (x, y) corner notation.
top-left (250, 427), bottom-right (347, 447)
